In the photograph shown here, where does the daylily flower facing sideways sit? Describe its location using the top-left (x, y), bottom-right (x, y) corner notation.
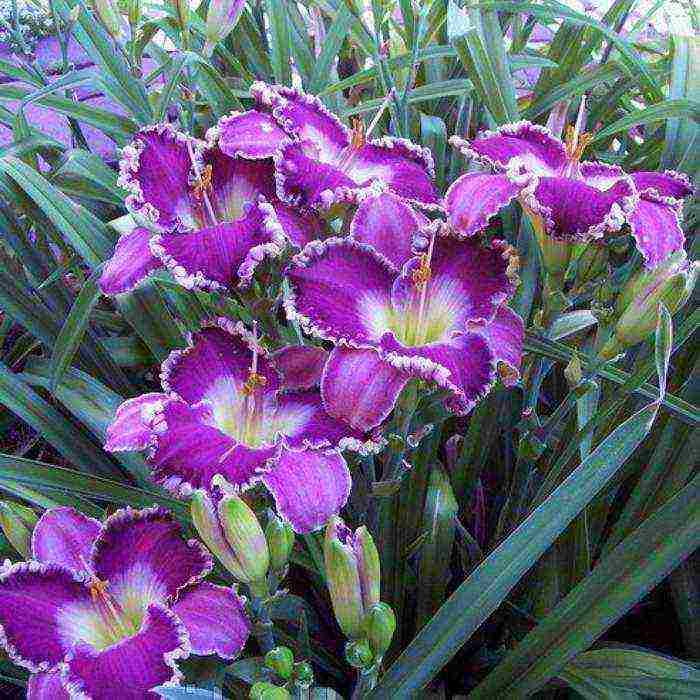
top-left (100, 120), bottom-right (323, 296)
top-left (284, 190), bottom-right (524, 431)
top-left (215, 82), bottom-right (441, 211)
top-left (446, 102), bottom-right (693, 270)
top-left (105, 319), bottom-right (376, 533)
top-left (0, 506), bottom-right (250, 700)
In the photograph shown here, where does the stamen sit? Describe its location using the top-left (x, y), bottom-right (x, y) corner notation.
top-left (187, 141), bottom-right (217, 226)
top-left (564, 96), bottom-right (591, 164)
top-left (79, 554), bottom-right (130, 640)
top-left (411, 233), bottom-right (436, 345)
top-left (242, 322), bottom-right (266, 445)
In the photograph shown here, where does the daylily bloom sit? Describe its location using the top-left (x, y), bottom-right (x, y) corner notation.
top-left (105, 318), bottom-right (377, 532)
top-left (216, 82), bottom-right (441, 211)
top-left (284, 191), bottom-right (524, 431)
top-left (0, 505), bottom-right (250, 700)
top-left (446, 112), bottom-right (693, 268)
top-left (100, 121), bottom-right (324, 295)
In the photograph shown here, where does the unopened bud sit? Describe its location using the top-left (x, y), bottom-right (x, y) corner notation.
top-left (265, 646), bottom-right (294, 680)
top-left (0, 502), bottom-right (37, 558)
top-left (293, 661), bottom-right (313, 688)
top-left (531, 215), bottom-right (573, 280)
top-left (204, 0), bottom-right (246, 56)
top-left (564, 355), bottom-right (583, 387)
top-left (91, 0), bottom-right (123, 38)
top-left (250, 682), bottom-right (291, 700)
top-left (345, 639), bottom-right (374, 669)
top-left (364, 602), bottom-right (396, 659)
top-left (265, 514), bottom-right (294, 573)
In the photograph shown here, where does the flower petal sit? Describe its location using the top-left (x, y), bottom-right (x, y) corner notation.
top-left (321, 346), bottom-right (409, 431)
top-left (445, 173), bottom-right (522, 237)
top-left (62, 602), bottom-right (189, 700)
top-left (350, 190), bottom-right (421, 267)
top-left (216, 110), bottom-right (288, 159)
top-left (105, 393), bottom-right (170, 453)
top-left (272, 345), bottom-right (328, 391)
top-left (0, 561), bottom-right (90, 671)
top-left (92, 506), bottom-right (211, 620)
top-left (261, 449), bottom-right (351, 533)
top-left (285, 238), bottom-right (396, 344)
top-left (476, 305), bottom-right (524, 386)
top-left (631, 170), bottom-right (692, 201)
top-left (99, 227), bottom-right (162, 295)
top-left (31, 507), bottom-right (101, 572)
top-left (450, 121), bottom-right (566, 174)
top-left (273, 200), bottom-right (326, 248)
top-left (118, 124), bottom-right (197, 230)
top-left (525, 175), bottom-right (636, 240)
top-left (629, 198), bottom-right (685, 269)
top-left (171, 582), bottom-right (250, 659)
top-left (28, 670), bottom-right (70, 700)
top-left (151, 203), bottom-right (285, 292)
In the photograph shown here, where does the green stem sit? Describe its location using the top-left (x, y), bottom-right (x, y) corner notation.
top-left (351, 666), bottom-right (379, 700)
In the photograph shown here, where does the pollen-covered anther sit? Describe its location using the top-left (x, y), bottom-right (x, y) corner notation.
top-left (88, 576), bottom-right (111, 603)
top-left (411, 254), bottom-right (432, 288)
top-left (192, 163), bottom-right (213, 200)
top-left (350, 118), bottom-right (366, 151)
top-left (497, 362), bottom-right (519, 384)
top-left (564, 125), bottom-right (593, 163)
top-left (242, 371), bottom-right (268, 395)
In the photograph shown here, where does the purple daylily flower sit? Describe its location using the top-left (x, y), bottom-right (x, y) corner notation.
top-left (446, 118), bottom-right (693, 268)
top-left (0, 506), bottom-right (250, 700)
top-left (215, 82), bottom-right (441, 211)
top-left (284, 191), bottom-right (524, 431)
top-left (105, 318), bottom-right (377, 533)
top-left (101, 121), bottom-right (324, 295)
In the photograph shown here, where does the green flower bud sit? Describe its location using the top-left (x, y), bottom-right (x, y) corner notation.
top-left (530, 213), bottom-right (573, 280)
top-left (292, 661), bottom-right (314, 688)
top-left (250, 682), bottom-right (291, 700)
top-left (364, 602), bottom-right (396, 659)
top-left (265, 514), bottom-right (294, 573)
top-left (265, 646), bottom-right (294, 680)
top-left (345, 639), bottom-right (374, 669)
top-left (204, 0), bottom-right (246, 56)
top-left (0, 502), bottom-right (37, 558)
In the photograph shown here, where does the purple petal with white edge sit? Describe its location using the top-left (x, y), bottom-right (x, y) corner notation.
top-left (579, 161), bottom-right (628, 192)
top-left (629, 198), bottom-right (685, 269)
top-left (0, 561), bottom-right (91, 671)
top-left (216, 110), bottom-right (287, 160)
top-left (171, 582), bottom-right (250, 659)
top-left (62, 602), bottom-right (189, 700)
top-left (261, 448), bottom-right (351, 533)
top-left (445, 172), bottom-right (522, 238)
top-left (118, 124), bottom-right (197, 230)
top-left (379, 331), bottom-right (496, 415)
top-left (347, 138), bottom-right (439, 208)
top-left (285, 237), bottom-right (396, 344)
top-left (149, 400), bottom-right (274, 496)
top-left (151, 202), bottom-right (285, 292)
top-left (105, 393), bottom-right (170, 453)
top-left (92, 506), bottom-right (211, 619)
top-left (526, 175), bottom-right (636, 240)
top-left (350, 190), bottom-right (421, 267)
top-left (99, 227), bottom-right (162, 295)
top-left (631, 170), bottom-right (692, 201)
top-left (274, 141), bottom-right (357, 209)
top-left (476, 305), bottom-right (524, 386)
top-left (31, 507), bottom-right (101, 573)
top-left (321, 346), bottom-right (409, 431)
top-left (251, 82), bottom-right (349, 161)
top-left (161, 320), bottom-right (279, 405)
top-left (272, 345), bottom-right (328, 391)
top-left (273, 200), bottom-right (326, 248)
top-left (450, 121), bottom-right (566, 175)
top-left (28, 670), bottom-right (70, 700)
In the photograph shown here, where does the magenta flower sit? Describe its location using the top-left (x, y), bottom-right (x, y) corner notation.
top-left (105, 319), bottom-right (376, 533)
top-left (215, 82), bottom-right (441, 211)
top-left (100, 122), bottom-right (323, 295)
top-left (446, 120), bottom-right (692, 268)
top-left (284, 191), bottom-right (524, 431)
top-left (0, 505), bottom-right (250, 700)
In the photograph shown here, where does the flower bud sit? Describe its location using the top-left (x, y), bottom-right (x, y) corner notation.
top-left (602, 253), bottom-right (698, 358)
top-left (323, 517), bottom-right (381, 639)
top-left (191, 490), bottom-right (269, 585)
top-left (265, 514), bottom-right (294, 573)
top-left (364, 602), bottom-right (396, 659)
top-left (530, 214), bottom-right (573, 280)
top-left (204, 0), bottom-right (246, 56)
top-left (265, 646), bottom-right (294, 680)
top-left (0, 502), bottom-right (37, 558)
top-left (345, 639), bottom-right (374, 669)
top-left (91, 0), bottom-right (123, 38)
top-left (292, 661), bottom-right (314, 688)
top-left (250, 682), bottom-right (291, 700)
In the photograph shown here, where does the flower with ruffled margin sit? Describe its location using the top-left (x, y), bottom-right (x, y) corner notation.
top-left (105, 319), bottom-right (378, 533)
top-left (284, 191), bottom-right (524, 431)
top-left (0, 505), bottom-right (250, 700)
top-left (100, 121), bottom-right (325, 296)
top-left (214, 82), bottom-right (440, 211)
top-left (446, 117), bottom-right (693, 268)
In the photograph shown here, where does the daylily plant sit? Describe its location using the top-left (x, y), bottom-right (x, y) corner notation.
top-left (284, 190), bottom-right (524, 431)
top-left (0, 505), bottom-right (249, 699)
top-left (105, 318), bottom-right (377, 533)
top-left (445, 112), bottom-right (692, 268)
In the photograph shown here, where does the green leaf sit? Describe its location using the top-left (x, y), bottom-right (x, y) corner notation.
top-left (267, 0), bottom-right (292, 85)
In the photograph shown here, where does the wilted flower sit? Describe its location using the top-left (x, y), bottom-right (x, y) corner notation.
top-left (284, 191), bottom-right (524, 430)
top-left (0, 506), bottom-right (250, 699)
top-left (105, 319), bottom-right (378, 532)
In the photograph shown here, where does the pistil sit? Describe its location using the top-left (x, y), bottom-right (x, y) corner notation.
top-left (408, 233), bottom-right (435, 345)
top-left (187, 141), bottom-right (218, 226)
